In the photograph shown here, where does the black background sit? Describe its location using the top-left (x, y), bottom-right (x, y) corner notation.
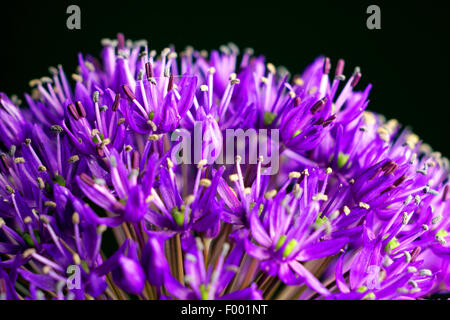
top-left (0, 1), bottom-right (449, 155)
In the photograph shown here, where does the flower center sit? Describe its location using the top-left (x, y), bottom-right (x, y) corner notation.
top-left (171, 205), bottom-right (186, 227)
top-left (275, 235), bottom-right (298, 258)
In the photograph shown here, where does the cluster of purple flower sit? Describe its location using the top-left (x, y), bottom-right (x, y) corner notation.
top-left (0, 34), bottom-right (448, 300)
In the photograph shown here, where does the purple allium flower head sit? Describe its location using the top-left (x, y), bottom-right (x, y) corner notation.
top-left (0, 33), bottom-right (449, 300)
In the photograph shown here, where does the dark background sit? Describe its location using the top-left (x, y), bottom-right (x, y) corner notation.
top-left (0, 1), bottom-right (449, 155)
